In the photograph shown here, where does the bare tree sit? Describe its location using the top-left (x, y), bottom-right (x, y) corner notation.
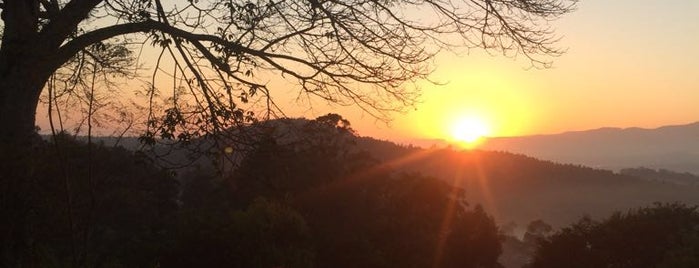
top-left (0, 0), bottom-right (575, 149)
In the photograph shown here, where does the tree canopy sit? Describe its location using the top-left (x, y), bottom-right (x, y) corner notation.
top-left (0, 1), bottom-right (576, 265)
top-left (527, 203), bottom-right (699, 268)
top-left (225, 115), bottom-right (504, 267)
top-left (0, 134), bottom-right (179, 266)
top-left (0, 116), bottom-right (507, 267)
top-left (0, 0), bottom-right (576, 147)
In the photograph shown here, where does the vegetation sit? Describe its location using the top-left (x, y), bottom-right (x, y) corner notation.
top-left (1, 2), bottom-right (695, 268)
top-left (620, 167), bottom-right (699, 186)
top-left (169, 115), bottom-right (504, 267)
top-left (0, 0), bottom-right (575, 149)
top-left (3, 114), bottom-right (699, 267)
top-left (527, 203), bottom-right (699, 268)
top-left (1, 116), bottom-right (506, 267)
top-left (350, 140), bottom-right (699, 229)
top-left (0, 133), bottom-right (179, 267)
top-left (0, 3), bottom-right (575, 262)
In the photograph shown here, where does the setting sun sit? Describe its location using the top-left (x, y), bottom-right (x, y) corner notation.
top-left (451, 116), bottom-right (491, 144)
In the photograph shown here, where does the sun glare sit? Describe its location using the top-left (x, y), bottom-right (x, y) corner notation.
top-left (451, 117), bottom-right (491, 144)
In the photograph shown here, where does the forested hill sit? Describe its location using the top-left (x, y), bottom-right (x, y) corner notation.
top-left (356, 136), bottom-right (699, 229)
top-left (65, 118), bottom-right (699, 230)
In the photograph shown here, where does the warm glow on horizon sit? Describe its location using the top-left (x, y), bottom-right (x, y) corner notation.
top-left (372, 65), bottom-right (539, 142)
top-left (450, 116), bottom-right (491, 145)
top-left (31, 0), bottom-right (699, 142)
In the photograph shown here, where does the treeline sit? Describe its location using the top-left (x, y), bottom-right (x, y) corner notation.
top-left (620, 167), bottom-right (699, 186)
top-left (355, 137), bottom-right (699, 229)
top-left (1, 115), bottom-right (502, 267)
top-left (3, 115), bottom-right (699, 267)
top-left (527, 203), bottom-right (699, 267)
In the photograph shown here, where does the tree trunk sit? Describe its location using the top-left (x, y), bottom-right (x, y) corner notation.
top-left (0, 71), bottom-right (45, 148)
top-left (0, 49), bottom-right (46, 152)
top-left (0, 47), bottom-right (53, 266)
top-left (0, 1), bottom-right (75, 264)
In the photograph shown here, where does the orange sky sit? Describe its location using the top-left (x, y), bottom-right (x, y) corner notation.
top-left (319, 0), bottom-right (699, 141)
top-left (35, 1), bottom-right (698, 142)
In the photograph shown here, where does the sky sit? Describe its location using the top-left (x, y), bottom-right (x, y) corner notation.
top-left (317, 0), bottom-right (699, 142)
top-left (34, 0), bottom-right (698, 142)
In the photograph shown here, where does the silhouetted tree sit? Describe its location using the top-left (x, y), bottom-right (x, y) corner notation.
top-left (0, 0), bottom-right (576, 148)
top-left (656, 229), bottom-right (699, 268)
top-left (0, 0), bottom-right (575, 258)
top-left (523, 219), bottom-right (553, 246)
top-left (163, 196), bottom-right (315, 268)
top-left (231, 114), bottom-right (374, 204)
top-left (231, 116), bottom-right (503, 267)
top-left (1, 134), bottom-right (178, 267)
top-left (526, 203), bottom-right (699, 268)
top-left (1, 2), bottom-right (575, 261)
top-left (281, 169), bottom-right (504, 268)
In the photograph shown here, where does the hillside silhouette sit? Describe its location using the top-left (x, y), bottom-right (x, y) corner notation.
top-left (27, 118), bottom-right (505, 267)
top-left (29, 116), bottom-right (699, 267)
top-left (355, 136), bottom-right (699, 230)
top-left (89, 117), bottom-right (699, 230)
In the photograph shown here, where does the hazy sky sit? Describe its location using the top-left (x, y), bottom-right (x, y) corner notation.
top-left (323, 0), bottom-right (699, 141)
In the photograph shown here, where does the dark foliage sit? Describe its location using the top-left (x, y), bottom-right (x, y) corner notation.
top-left (228, 115), bottom-right (504, 268)
top-left (8, 116), bottom-right (699, 268)
top-left (163, 194), bottom-right (315, 268)
top-left (352, 141), bottom-right (699, 228)
top-left (620, 167), bottom-right (699, 186)
top-left (527, 203), bottom-right (699, 268)
top-left (523, 220), bottom-right (553, 247)
top-left (1, 133), bottom-right (178, 267)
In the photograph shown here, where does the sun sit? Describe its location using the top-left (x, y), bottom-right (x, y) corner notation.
top-left (450, 116), bottom-right (491, 144)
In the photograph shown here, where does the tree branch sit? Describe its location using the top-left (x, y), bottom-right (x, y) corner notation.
top-left (39, 0), bottom-right (104, 50)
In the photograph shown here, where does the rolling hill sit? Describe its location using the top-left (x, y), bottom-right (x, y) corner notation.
top-left (356, 137), bottom-right (699, 230)
top-left (66, 118), bottom-right (699, 230)
top-left (479, 122), bottom-right (699, 174)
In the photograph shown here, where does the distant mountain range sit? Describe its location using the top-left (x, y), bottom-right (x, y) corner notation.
top-left (439, 122), bottom-right (699, 174)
